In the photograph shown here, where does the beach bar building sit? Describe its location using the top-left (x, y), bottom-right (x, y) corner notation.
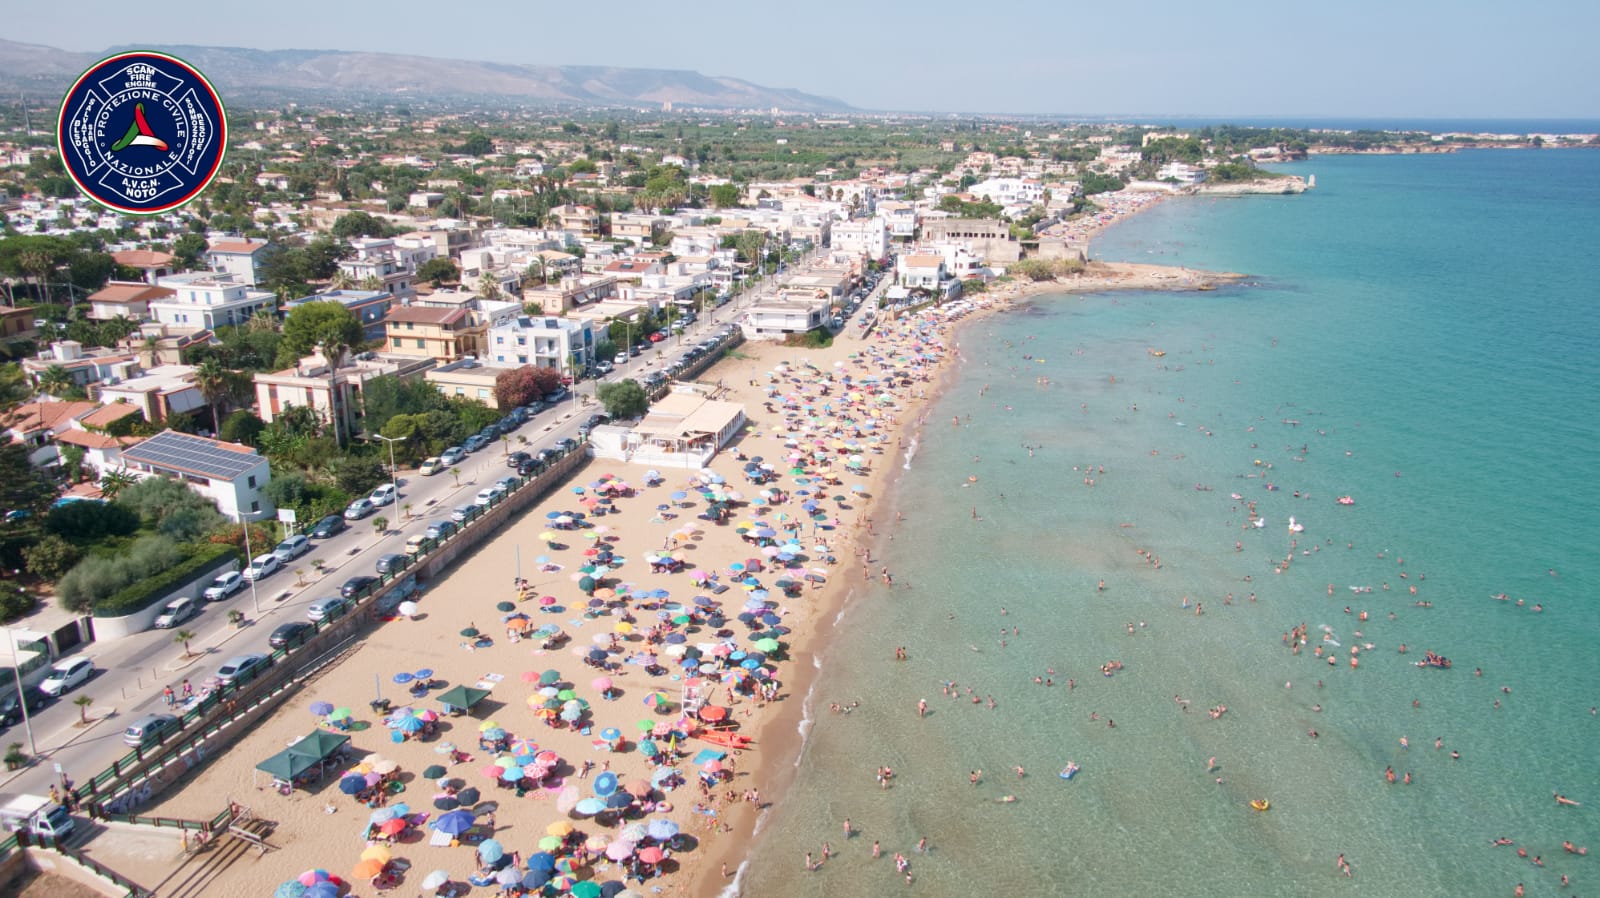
top-left (589, 386), bottom-right (746, 469)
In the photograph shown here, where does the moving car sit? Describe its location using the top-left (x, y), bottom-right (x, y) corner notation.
top-left (202, 570), bottom-right (244, 601)
top-left (152, 596), bottom-right (198, 629)
top-left (309, 514), bottom-right (347, 539)
top-left (242, 553), bottom-right (281, 581)
top-left (39, 657), bottom-right (94, 697)
top-left (268, 621), bottom-right (315, 649)
top-left (123, 713), bottom-right (180, 748)
top-left (369, 484), bottom-right (398, 507)
top-left (272, 534), bottom-right (311, 564)
top-left (340, 575), bottom-right (378, 599)
top-left (306, 597), bottom-right (350, 623)
top-left (215, 653), bottom-right (268, 686)
top-left (594, 360), bottom-right (614, 376)
top-left (419, 457), bottom-right (445, 476)
top-left (343, 497), bottom-right (375, 520)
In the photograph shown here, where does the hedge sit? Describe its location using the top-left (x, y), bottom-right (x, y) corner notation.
top-left (94, 542), bottom-right (239, 617)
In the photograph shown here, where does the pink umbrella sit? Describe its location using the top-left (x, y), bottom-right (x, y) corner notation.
top-left (605, 840), bottom-right (636, 861)
top-left (540, 596), bottom-right (557, 606)
top-left (556, 785), bottom-right (580, 813)
top-left (521, 671), bottom-right (542, 683)
top-left (536, 750), bottom-right (560, 764)
top-left (702, 760), bottom-right (722, 773)
top-left (483, 765), bottom-right (507, 779)
top-left (591, 676), bottom-right (613, 692)
top-left (638, 846), bottom-right (666, 864)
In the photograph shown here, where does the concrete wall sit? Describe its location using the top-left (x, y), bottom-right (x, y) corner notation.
top-left (22, 848), bottom-right (131, 898)
top-left (90, 554), bottom-right (241, 642)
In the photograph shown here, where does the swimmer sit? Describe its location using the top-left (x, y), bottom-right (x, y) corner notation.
top-left (1554, 792), bottom-right (1581, 807)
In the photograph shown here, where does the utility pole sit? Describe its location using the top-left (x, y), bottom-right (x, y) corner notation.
top-left (4, 629), bottom-right (37, 755)
top-left (372, 434), bottom-right (402, 513)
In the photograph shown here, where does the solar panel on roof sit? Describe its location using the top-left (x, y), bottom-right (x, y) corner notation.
top-left (124, 431), bottom-right (261, 480)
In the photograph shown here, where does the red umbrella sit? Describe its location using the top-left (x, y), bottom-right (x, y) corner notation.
top-left (378, 818), bottom-right (406, 835)
top-left (697, 705), bottom-right (728, 722)
top-left (638, 846), bottom-right (665, 864)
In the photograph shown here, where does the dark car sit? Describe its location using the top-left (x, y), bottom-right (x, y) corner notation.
top-left (375, 553), bottom-right (410, 575)
top-left (341, 575), bottom-right (379, 599)
top-left (506, 451), bottom-right (531, 469)
top-left (0, 686), bottom-right (49, 727)
top-left (543, 387), bottom-right (569, 403)
top-left (517, 458), bottom-right (545, 478)
top-left (309, 514), bottom-right (347, 539)
top-left (268, 620), bottom-right (315, 649)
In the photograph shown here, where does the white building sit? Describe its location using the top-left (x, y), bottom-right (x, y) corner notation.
top-left (486, 316), bottom-right (595, 371)
top-left (739, 295), bottom-right (829, 341)
top-left (968, 177), bottom-right (1044, 207)
top-left (588, 386), bottom-right (747, 469)
top-left (831, 218), bottom-right (888, 259)
top-left (150, 272), bottom-right (277, 331)
top-left (119, 429), bottom-right (274, 522)
top-left (96, 365), bottom-right (206, 424)
top-left (204, 239), bottom-right (274, 287)
top-left (879, 202), bottom-right (918, 240)
top-left (896, 254), bottom-right (947, 289)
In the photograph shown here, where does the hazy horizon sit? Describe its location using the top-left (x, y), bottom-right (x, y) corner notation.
top-left (10, 0), bottom-right (1597, 119)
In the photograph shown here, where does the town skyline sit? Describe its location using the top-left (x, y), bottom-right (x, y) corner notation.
top-left (8, 0), bottom-right (1599, 119)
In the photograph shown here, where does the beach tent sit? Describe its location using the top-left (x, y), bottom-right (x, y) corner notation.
top-left (255, 730), bottom-right (351, 786)
top-left (437, 685), bottom-right (491, 712)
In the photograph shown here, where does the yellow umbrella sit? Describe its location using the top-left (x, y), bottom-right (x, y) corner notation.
top-left (540, 531), bottom-right (558, 542)
top-left (478, 720), bottom-right (500, 732)
top-left (614, 621), bottom-right (634, 634)
top-left (546, 820), bottom-right (574, 837)
top-left (360, 844), bottom-right (392, 863)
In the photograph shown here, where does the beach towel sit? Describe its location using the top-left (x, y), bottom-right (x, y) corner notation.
top-left (429, 828), bottom-right (453, 847)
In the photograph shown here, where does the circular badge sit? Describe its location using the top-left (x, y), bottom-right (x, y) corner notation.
top-left (57, 51), bottom-right (227, 215)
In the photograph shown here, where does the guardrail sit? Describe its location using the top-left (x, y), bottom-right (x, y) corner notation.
top-left (0, 440), bottom-right (595, 862)
top-left (5, 829), bottom-right (149, 897)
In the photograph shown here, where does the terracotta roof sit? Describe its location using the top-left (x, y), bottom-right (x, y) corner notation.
top-left (902, 254), bottom-right (944, 267)
top-left (110, 249), bottom-right (175, 268)
top-left (79, 403), bottom-right (143, 429)
top-left (603, 260), bottom-right (655, 273)
top-left (88, 281), bottom-right (175, 304)
top-left (384, 306), bottom-right (469, 326)
top-left (208, 240), bottom-right (269, 255)
top-left (1, 400), bottom-right (100, 434)
top-left (54, 429), bottom-right (130, 450)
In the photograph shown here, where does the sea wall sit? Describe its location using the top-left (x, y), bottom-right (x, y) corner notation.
top-left (1192, 176), bottom-right (1309, 195)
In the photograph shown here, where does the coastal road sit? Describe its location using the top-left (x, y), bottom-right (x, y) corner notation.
top-left (0, 250), bottom-right (818, 801)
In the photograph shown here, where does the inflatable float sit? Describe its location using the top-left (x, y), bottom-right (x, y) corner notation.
top-left (693, 729), bottom-right (755, 749)
top-left (1250, 799), bottom-right (1270, 812)
top-left (1059, 762), bottom-right (1079, 780)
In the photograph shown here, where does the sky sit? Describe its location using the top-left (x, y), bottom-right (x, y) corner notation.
top-left (12, 0), bottom-right (1599, 118)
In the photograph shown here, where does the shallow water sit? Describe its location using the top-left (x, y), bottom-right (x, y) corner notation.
top-left (736, 149), bottom-right (1600, 897)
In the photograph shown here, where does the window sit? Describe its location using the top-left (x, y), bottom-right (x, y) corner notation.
top-left (250, 500), bottom-right (260, 513)
top-left (477, 389), bottom-right (489, 399)
top-left (247, 475), bottom-right (257, 489)
top-left (416, 339), bottom-right (425, 348)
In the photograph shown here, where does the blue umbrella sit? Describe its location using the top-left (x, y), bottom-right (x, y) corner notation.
top-left (593, 771), bottom-right (619, 796)
top-left (477, 839), bottom-right (505, 862)
top-left (304, 883), bottom-right (338, 898)
top-left (605, 791), bottom-right (632, 809)
top-left (309, 701), bottom-right (334, 717)
top-left (599, 881), bottom-right (627, 898)
top-left (651, 588), bottom-right (670, 599)
top-left (546, 511), bottom-right (563, 519)
top-left (740, 658), bottom-right (762, 670)
top-left (638, 739), bottom-right (659, 757)
top-left (339, 775), bottom-right (365, 795)
top-left (393, 672), bottom-right (414, 684)
top-left (647, 818), bottom-right (680, 841)
top-left (275, 881), bottom-right (307, 898)
top-left (522, 869), bottom-right (553, 889)
top-left (433, 810), bottom-right (475, 835)
top-left (665, 633), bottom-right (686, 644)
top-left (499, 765), bottom-right (524, 781)
top-left (482, 727), bottom-right (507, 740)
top-left (369, 808), bottom-right (398, 826)
top-left (599, 728), bottom-right (622, 745)
top-left (527, 851), bottom-right (557, 872)
top-left (574, 797), bottom-right (606, 815)
top-left (761, 612), bottom-right (781, 625)
top-left (670, 491), bottom-right (687, 502)
top-left (395, 715), bottom-right (424, 733)
top-left (414, 669), bottom-right (434, 680)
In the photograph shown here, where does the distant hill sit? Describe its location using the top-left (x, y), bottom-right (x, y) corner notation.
top-left (0, 39), bottom-right (853, 112)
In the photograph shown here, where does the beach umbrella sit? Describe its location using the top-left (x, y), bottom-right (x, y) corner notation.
top-left (499, 765), bottom-right (525, 781)
top-left (432, 810), bottom-right (475, 835)
top-left (527, 851), bottom-right (557, 872)
top-left (351, 858), bottom-right (384, 880)
top-left (605, 839), bottom-right (636, 861)
top-left (637, 739), bottom-right (659, 758)
top-left (397, 600), bottom-right (418, 617)
top-left (478, 838), bottom-right (505, 862)
top-left (459, 627), bottom-right (479, 638)
top-left (550, 875), bottom-right (577, 892)
top-left (329, 707), bottom-right (352, 721)
top-left (540, 669), bottom-right (563, 686)
top-left (637, 846), bottom-right (666, 864)
top-left (421, 870), bottom-right (450, 890)
top-left (434, 741), bottom-right (456, 756)
top-left (338, 775), bottom-right (365, 795)
top-left (432, 797), bottom-right (458, 811)
top-left (275, 882), bottom-right (307, 898)
top-left (395, 715), bottom-right (424, 733)
top-left (572, 882), bottom-right (603, 898)
top-left (544, 819), bottom-right (575, 838)
top-left (556, 785), bottom-right (580, 813)
top-left (295, 870), bottom-right (331, 887)
top-left (636, 718), bottom-right (656, 732)
top-left (754, 637), bottom-right (780, 653)
top-left (593, 770), bottom-right (619, 796)
top-left (538, 835), bottom-right (564, 852)
top-left (393, 672), bottom-right (414, 684)
top-left (362, 844), bottom-right (393, 864)
top-left (605, 791), bottom-right (632, 810)
top-left (421, 763), bottom-right (448, 781)
top-left (377, 818), bottom-right (406, 837)
top-left (309, 700), bottom-right (334, 717)
top-left (619, 822), bottom-right (649, 843)
top-left (522, 869), bottom-right (553, 890)
top-left (574, 797), bottom-right (606, 815)
top-left (495, 867), bottom-right (521, 887)
top-left (368, 808), bottom-right (397, 827)
top-left (591, 676), bottom-right (613, 692)
top-left (303, 884), bottom-right (338, 898)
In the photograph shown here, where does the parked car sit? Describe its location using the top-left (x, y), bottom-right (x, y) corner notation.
top-left (544, 387), bottom-right (569, 403)
top-left (268, 620), bottom-right (315, 649)
top-left (495, 476), bottom-right (519, 494)
top-left (272, 534), bottom-right (311, 564)
top-left (215, 653), bottom-right (268, 686)
top-left (439, 447), bottom-right (466, 466)
top-left (403, 533), bottom-right (431, 554)
top-left (309, 514), bottom-right (347, 539)
top-left (517, 458), bottom-right (544, 478)
top-left (242, 553), bottom-right (281, 581)
top-left (647, 331), bottom-right (666, 343)
top-left (152, 596), bottom-right (199, 629)
top-left (419, 457), bottom-right (444, 476)
top-left (449, 504), bottom-right (476, 524)
top-left (375, 553), bottom-right (411, 575)
top-left (123, 713), bottom-right (180, 748)
top-left (474, 484), bottom-right (506, 507)
top-left (0, 686), bottom-right (49, 727)
top-left (424, 520), bottom-right (457, 542)
top-left (506, 451), bottom-right (531, 469)
top-left (556, 437), bottom-right (578, 452)
top-left (202, 570), bottom-right (244, 602)
top-left (306, 597), bottom-right (350, 623)
top-left (39, 657), bottom-right (94, 697)
top-left (369, 484), bottom-right (398, 507)
top-left (462, 435), bottom-right (490, 453)
top-left (343, 497), bottom-right (375, 520)
top-left (594, 360), bottom-right (614, 376)
top-left (340, 575), bottom-right (378, 599)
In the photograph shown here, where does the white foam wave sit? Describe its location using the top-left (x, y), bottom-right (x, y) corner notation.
top-left (714, 860), bottom-right (750, 897)
top-left (795, 673), bottom-right (819, 765)
top-left (903, 433), bottom-right (919, 469)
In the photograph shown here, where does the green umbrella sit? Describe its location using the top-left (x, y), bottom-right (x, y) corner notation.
top-left (538, 835), bottom-right (563, 851)
top-left (636, 719), bottom-right (655, 732)
top-left (460, 627), bottom-right (479, 638)
top-left (571, 881), bottom-right (602, 898)
top-left (754, 638), bottom-right (780, 653)
top-left (557, 689), bottom-right (577, 702)
top-left (540, 669), bottom-right (562, 686)
top-left (329, 707), bottom-right (352, 720)
top-left (423, 764), bottom-right (447, 780)
top-left (672, 615), bottom-right (691, 626)
top-left (496, 601), bottom-right (516, 612)
top-left (579, 576), bottom-right (596, 594)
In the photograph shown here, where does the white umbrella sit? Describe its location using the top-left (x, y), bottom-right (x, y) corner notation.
top-left (421, 870), bottom-right (450, 890)
top-left (397, 601), bottom-right (419, 617)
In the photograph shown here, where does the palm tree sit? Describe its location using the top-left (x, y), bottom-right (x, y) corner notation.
top-left (72, 694), bottom-right (93, 724)
top-left (359, 274), bottom-right (385, 292)
top-left (174, 628), bottom-right (196, 657)
top-left (476, 273), bottom-right (502, 301)
top-left (525, 257), bottom-right (547, 288)
top-left (450, 467), bottom-right (461, 486)
top-left (193, 358), bottom-right (230, 434)
top-left (329, 269), bottom-right (355, 290)
top-left (372, 516), bottom-right (387, 536)
top-left (402, 502), bottom-right (413, 521)
top-left (98, 468), bottom-right (138, 501)
top-left (140, 335), bottom-right (162, 369)
top-left (36, 365), bottom-right (73, 397)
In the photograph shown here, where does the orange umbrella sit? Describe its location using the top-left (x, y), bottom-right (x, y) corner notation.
top-left (352, 858), bottom-right (385, 879)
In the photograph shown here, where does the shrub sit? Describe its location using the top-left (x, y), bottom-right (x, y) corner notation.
top-left (55, 534), bottom-right (187, 613)
top-left (782, 329), bottom-right (834, 349)
top-left (0, 589), bottom-right (36, 623)
top-left (93, 542), bottom-right (237, 617)
top-left (22, 534), bottom-right (81, 580)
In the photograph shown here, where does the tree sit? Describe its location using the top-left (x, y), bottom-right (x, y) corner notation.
top-left (331, 211), bottom-right (393, 241)
top-left (22, 535), bottom-right (81, 580)
top-left (476, 273), bottom-right (502, 301)
top-left (709, 183), bottom-right (741, 208)
top-left (0, 435), bottom-right (56, 521)
top-left (278, 301), bottom-right (364, 366)
top-left (171, 233), bottom-right (208, 271)
top-left (35, 364), bottom-right (72, 397)
top-left (0, 365), bottom-right (32, 410)
top-left (219, 409), bottom-right (266, 446)
top-left (174, 628), bottom-right (196, 657)
top-left (73, 694), bottom-right (93, 724)
top-left (417, 257), bottom-right (459, 288)
top-left (372, 516), bottom-right (387, 535)
top-left (97, 468), bottom-right (139, 501)
top-left (494, 366), bottom-right (562, 409)
top-left (193, 358), bottom-right (231, 434)
top-left (45, 501), bottom-right (138, 541)
top-left (597, 379), bottom-right (649, 419)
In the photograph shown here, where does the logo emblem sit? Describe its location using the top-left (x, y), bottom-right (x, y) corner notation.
top-left (57, 51), bottom-right (227, 214)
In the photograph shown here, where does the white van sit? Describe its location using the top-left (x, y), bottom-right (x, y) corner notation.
top-left (0, 793), bottom-right (75, 840)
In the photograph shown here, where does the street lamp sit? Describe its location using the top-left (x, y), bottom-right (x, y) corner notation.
top-left (242, 517), bottom-right (260, 615)
top-left (371, 434), bottom-right (402, 513)
top-left (4, 628), bottom-right (37, 755)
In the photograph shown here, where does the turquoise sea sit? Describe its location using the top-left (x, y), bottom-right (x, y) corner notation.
top-left (732, 149), bottom-right (1600, 897)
